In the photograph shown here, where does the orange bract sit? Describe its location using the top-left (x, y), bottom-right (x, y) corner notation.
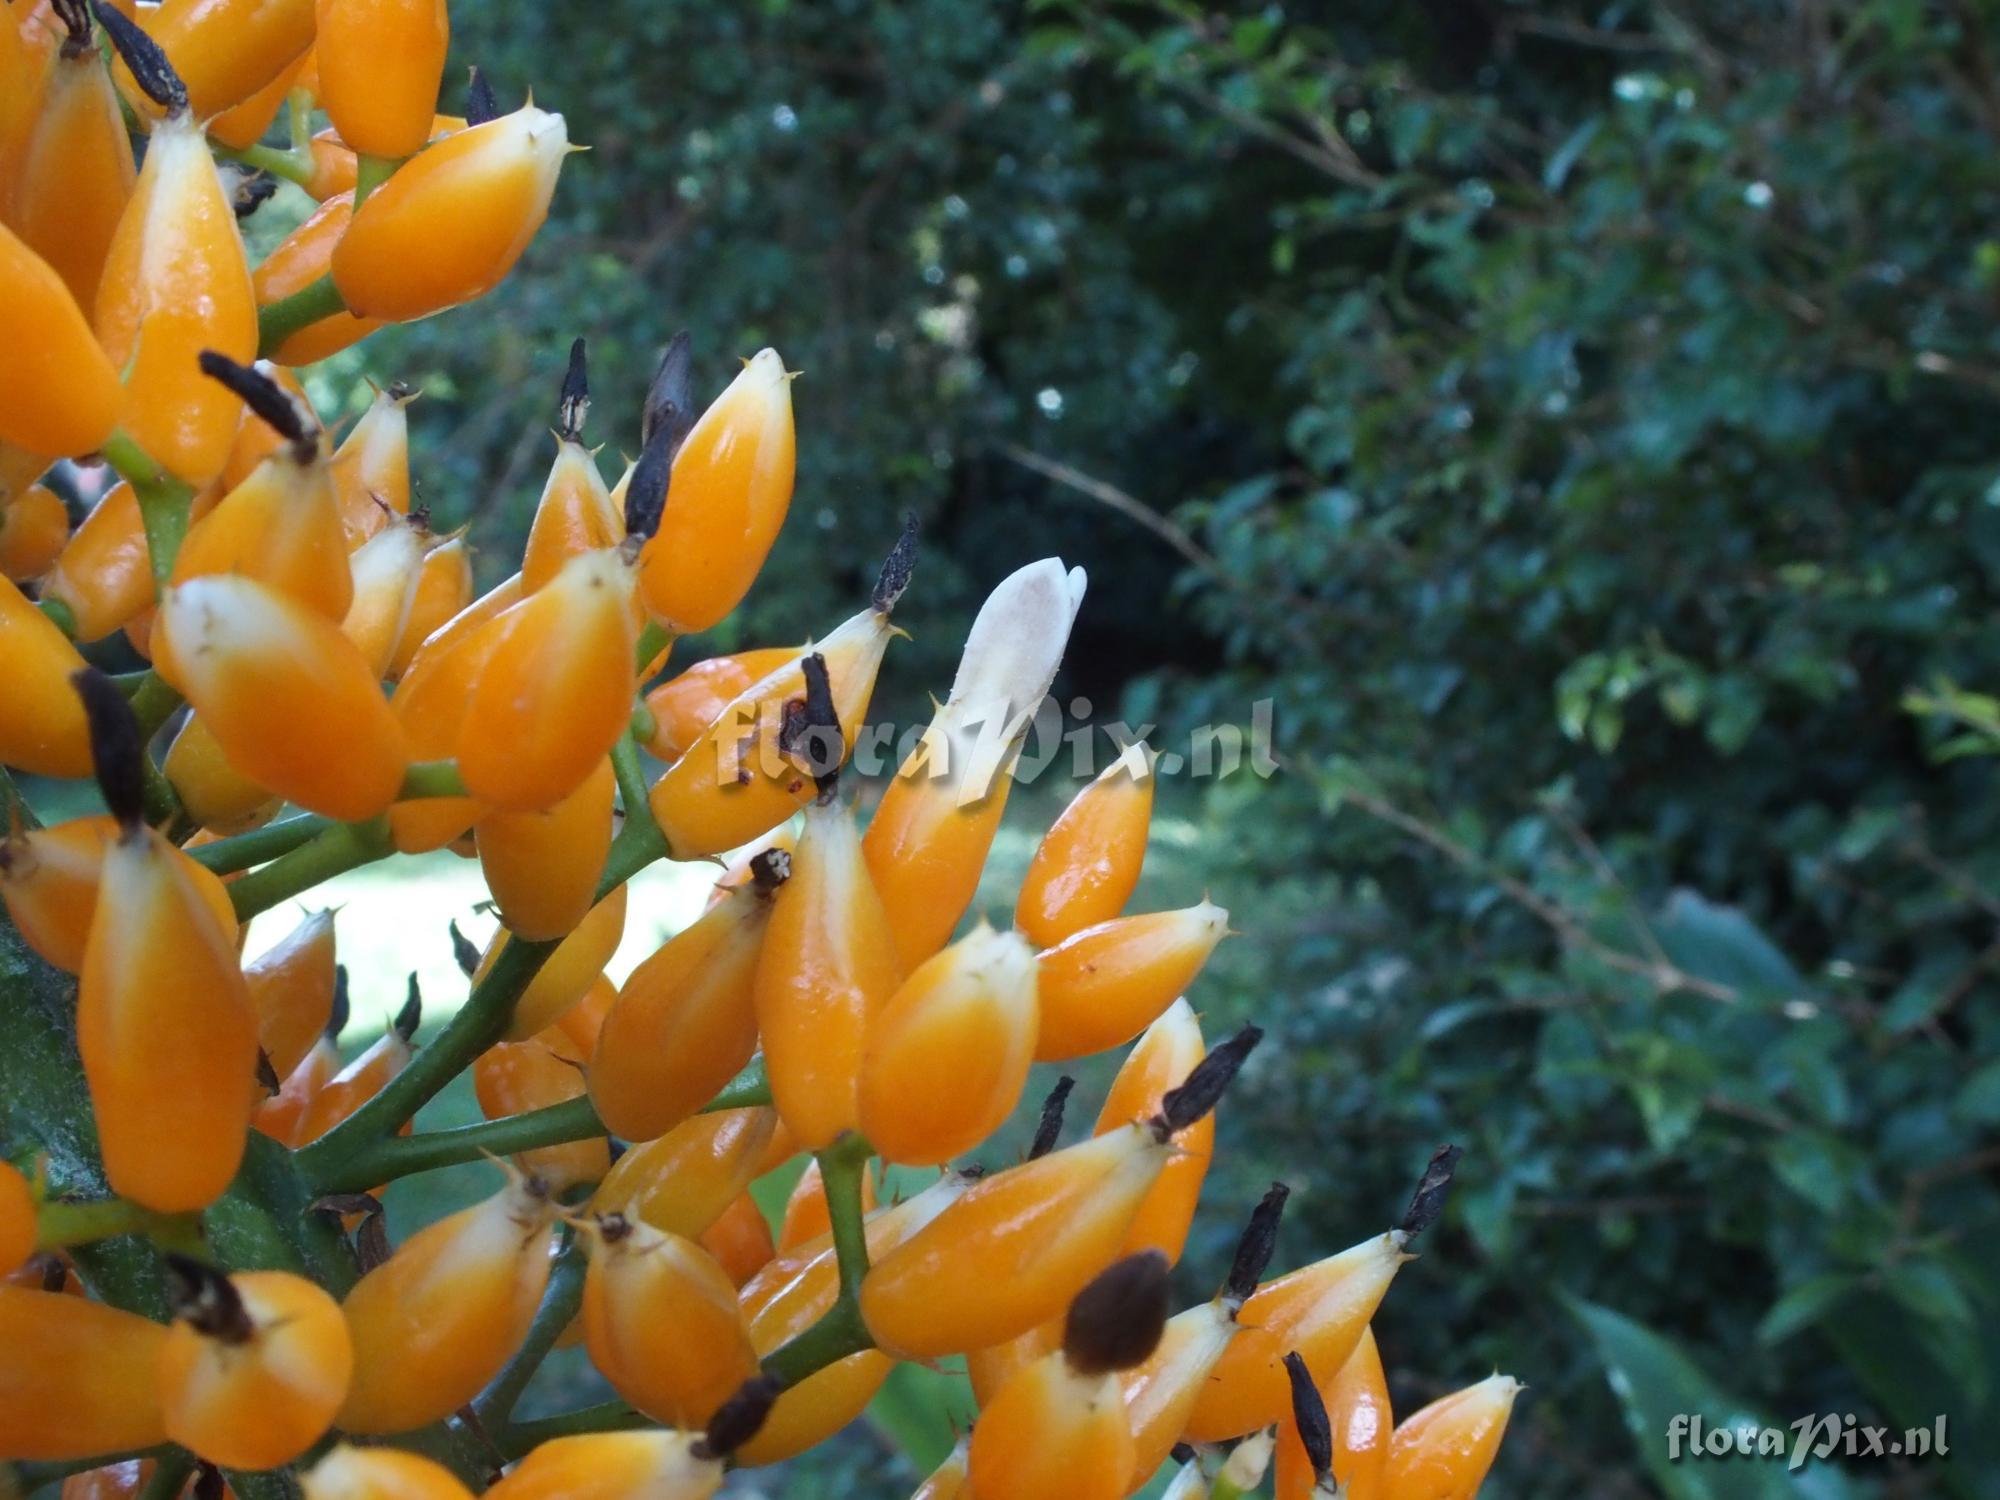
top-left (0, 1288), bottom-right (168, 1459)
top-left (0, 222), bottom-right (120, 460)
top-left (386, 533), bottom-right (473, 679)
top-left (641, 645), bottom-right (798, 761)
top-left (0, 481), bottom-right (69, 580)
top-left (119, 0), bottom-right (313, 121)
top-left (244, 908), bottom-right (339, 1081)
top-left (255, 192), bottom-right (384, 365)
top-left (0, 572), bottom-right (91, 777)
top-left (1382, 1374), bottom-right (1520, 1500)
top-left (8, 31), bottom-right (133, 313)
top-left (591, 1107), bottom-right (776, 1241)
top-left (0, 1161), bottom-right (33, 1278)
top-left (314, 0), bottom-right (449, 159)
top-left (477, 756), bottom-right (614, 941)
top-left (1033, 901), bottom-right (1229, 1062)
top-left (1017, 743), bottom-right (1153, 947)
top-left (1275, 1326), bottom-right (1392, 1500)
top-left (1092, 998), bottom-right (1210, 1264)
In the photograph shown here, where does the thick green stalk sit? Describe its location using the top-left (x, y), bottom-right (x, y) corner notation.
top-left (610, 729), bottom-right (651, 822)
top-left (501, 1401), bottom-right (650, 1460)
top-left (129, 672), bottom-right (183, 742)
top-left (188, 812), bottom-right (334, 874)
top-left (399, 759), bottom-right (467, 800)
top-left (760, 1132), bottom-right (877, 1385)
top-left (227, 816), bottom-right (394, 920)
top-left (257, 275), bottom-right (348, 359)
top-left (217, 139), bottom-right (316, 186)
top-left (101, 431), bottom-right (195, 592)
top-left (34, 1195), bottom-right (196, 1250)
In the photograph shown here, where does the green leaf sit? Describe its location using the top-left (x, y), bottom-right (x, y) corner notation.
top-left (1653, 891), bottom-right (1808, 1001)
top-left (1756, 1274), bottom-right (1857, 1346)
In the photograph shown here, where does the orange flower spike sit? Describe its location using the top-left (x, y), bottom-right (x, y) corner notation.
top-left (0, 1161), bottom-right (33, 1276)
top-left (0, 1286), bottom-right (168, 1459)
top-left (0, 222), bottom-right (121, 460)
top-left (73, 671), bottom-right (260, 1212)
top-left (1382, 1374), bottom-right (1521, 1500)
top-left (206, 48), bottom-right (309, 151)
top-left (861, 1027), bottom-right (1261, 1360)
top-left (338, 1168), bottom-right (558, 1433)
top-left (968, 1251), bottom-right (1172, 1500)
top-left (637, 645), bottom-right (792, 761)
top-left (521, 339), bottom-right (622, 593)
top-left (315, 0), bottom-right (448, 160)
top-left (1018, 741), bottom-right (1154, 947)
top-left (332, 103), bottom-right (569, 323)
top-left (588, 851), bottom-right (788, 1141)
top-left (484, 1429), bottom-right (738, 1500)
top-left (1123, 1185), bottom-right (1289, 1484)
top-left (1184, 1146), bottom-right (1461, 1443)
top-left (580, 1213), bottom-right (760, 1428)
top-left (386, 532), bottom-right (473, 679)
top-left (8, 1), bottom-right (134, 312)
top-left (157, 1258), bottom-right (354, 1469)
top-left (646, 517), bottom-right (915, 859)
top-left (476, 756), bottom-right (614, 941)
top-left (0, 481), bottom-right (70, 580)
top-left (480, 881), bottom-right (627, 1041)
top-left (303, 1445), bottom-right (476, 1500)
top-left (116, 0), bottom-right (313, 121)
top-left (1035, 900), bottom-right (1230, 1062)
top-left (859, 923), bottom-right (1040, 1167)
top-left (1093, 998), bottom-right (1211, 1264)
top-left (753, 790), bottom-right (902, 1150)
top-left (243, 907), bottom-right (338, 1080)
top-left (293, 980), bottom-right (419, 1146)
top-left (93, 15), bottom-right (256, 488)
top-left (912, 1439), bottom-right (971, 1500)
top-left (636, 347), bottom-right (795, 633)
top-left (342, 514), bottom-right (426, 676)
top-left (163, 711), bottom-right (280, 834)
top-left (456, 547), bottom-right (639, 813)
top-left (154, 574), bottom-right (410, 822)
top-left (254, 972), bottom-right (348, 1144)
top-left (776, 1155), bottom-right (879, 1254)
top-left (254, 192), bottom-right (384, 366)
top-left (0, 572), bottom-right (92, 776)
top-left (1275, 1328), bottom-right (1391, 1500)
top-left (470, 1035), bottom-right (608, 1193)
top-left (864, 558), bottom-right (1088, 969)
top-left (699, 1190), bottom-right (776, 1288)
top-left (590, 1107), bottom-right (777, 1240)
top-left (329, 382), bottom-right (415, 546)
top-left (173, 354), bottom-right (352, 621)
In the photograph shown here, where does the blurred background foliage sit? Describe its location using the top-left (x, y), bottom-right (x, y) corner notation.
top-left (290, 0), bottom-right (2000, 1493)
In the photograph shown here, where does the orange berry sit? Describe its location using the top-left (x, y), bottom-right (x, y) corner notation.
top-left (315, 0), bottom-right (448, 159)
top-left (329, 382), bottom-right (415, 546)
top-left (588, 856), bottom-right (785, 1141)
top-left (753, 794), bottom-right (902, 1150)
top-left (1382, 1374), bottom-right (1521, 1500)
top-left (581, 1214), bottom-right (758, 1428)
top-left (243, 907), bottom-right (338, 1080)
top-left (964, 1321), bottom-right (1058, 1408)
top-left (1274, 1327), bottom-right (1391, 1500)
top-left (471, 1034), bottom-right (608, 1193)
top-left (163, 711), bottom-right (280, 835)
top-left (338, 1170), bottom-right (557, 1433)
top-left (457, 548), bottom-right (638, 813)
top-left (476, 756), bottom-right (614, 941)
top-left (94, 113), bottom-right (256, 488)
top-left (1034, 901), bottom-right (1228, 1062)
top-left (521, 433), bottom-right (621, 594)
top-left (386, 574), bottom-right (517, 852)
top-left (206, 48), bottom-right (310, 151)
top-left (257, 190), bottom-right (385, 366)
top-left (1091, 998), bottom-right (1211, 1264)
top-left (118, 0), bottom-right (313, 120)
top-left (641, 645), bottom-right (798, 761)
top-left (43, 478), bottom-right (227, 644)
top-left (303, 1444), bottom-right (476, 1500)
top-left (385, 532), bottom-right (473, 679)
top-left (155, 574), bottom-right (410, 822)
top-left (0, 480), bottom-right (69, 581)
top-left (158, 1260), bottom-right (353, 1469)
top-left (0, 572), bottom-right (91, 777)
top-left (483, 1431), bottom-right (726, 1500)
top-left (775, 1155), bottom-right (878, 1254)
top-left (1018, 742), bottom-right (1153, 947)
top-left (254, 1024), bottom-right (342, 1146)
top-left (591, 1106), bottom-right (776, 1241)
top-left (0, 1287), bottom-right (168, 1459)
top-left (858, 923), bottom-right (1039, 1166)
top-left (332, 104), bottom-right (569, 322)
top-left (635, 349), bottom-right (794, 633)
top-left (0, 1161), bottom-right (33, 1277)
top-left (698, 1190), bottom-right (776, 1288)
top-left (1123, 1301), bottom-right (1241, 1482)
top-left (293, 992), bottom-right (418, 1146)
top-left (0, 222), bottom-right (120, 460)
top-left (479, 881), bottom-right (627, 1041)
top-left (342, 514), bottom-right (427, 676)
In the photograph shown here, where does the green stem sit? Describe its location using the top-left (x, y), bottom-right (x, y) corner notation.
top-left (257, 275), bottom-right (348, 359)
top-left (634, 619), bottom-right (672, 675)
top-left (353, 152), bottom-right (400, 205)
top-left (760, 1132), bottom-right (877, 1387)
top-left (216, 139), bottom-right (316, 186)
top-left (130, 672), bottom-right (183, 742)
top-left (610, 730), bottom-right (650, 823)
top-left (34, 1195), bottom-right (195, 1250)
top-left (37, 596), bottom-right (76, 638)
top-left (501, 1401), bottom-right (649, 1460)
top-left (313, 1057), bottom-right (771, 1192)
top-left (760, 1293), bottom-right (873, 1387)
top-left (399, 759), bottom-right (466, 800)
top-left (227, 816), bottom-right (393, 921)
top-left (102, 431), bottom-right (195, 593)
top-left (187, 812), bottom-right (333, 874)
top-left (474, 1237), bottom-right (587, 1430)
top-left (140, 755), bottom-right (182, 828)
top-left (295, 815), bottom-right (669, 1186)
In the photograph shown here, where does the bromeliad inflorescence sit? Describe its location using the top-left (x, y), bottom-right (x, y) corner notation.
top-left (0, 1), bottom-right (1517, 1496)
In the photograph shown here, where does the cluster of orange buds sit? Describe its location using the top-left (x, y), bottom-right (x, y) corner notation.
top-left (0, 2), bottom-right (1517, 1495)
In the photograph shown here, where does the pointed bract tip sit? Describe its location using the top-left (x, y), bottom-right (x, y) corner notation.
top-left (1284, 1350), bottom-right (1334, 1480)
top-left (871, 514), bottom-right (921, 613)
top-left (163, 1255), bottom-right (253, 1345)
top-left (696, 1373), bottom-right (784, 1460)
top-left (557, 337), bottom-right (589, 441)
top-left (94, 2), bottom-right (185, 112)
top-left (327, 966), bottom-right (351, 1040)
top-left (199, 350), bottom-right (316, 457)
top-left (1223, 1181), bottom-right (1289, 1304)
top-left (1155, 1024), bottom-right (1262, 1136)
top-left (1063, 1249), bottom-right (1171, 1376)
top-left (464, 66), bottom-right (499, 126)
top-left (393, 974), bottom-right (423, 1041)
top-left (1397, 1143), bottom-right (1463, 1240)
top-left (1028, 1075), bottom-right (1076, 1160)
top-left (70, 668), bottom-right (145, 834)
